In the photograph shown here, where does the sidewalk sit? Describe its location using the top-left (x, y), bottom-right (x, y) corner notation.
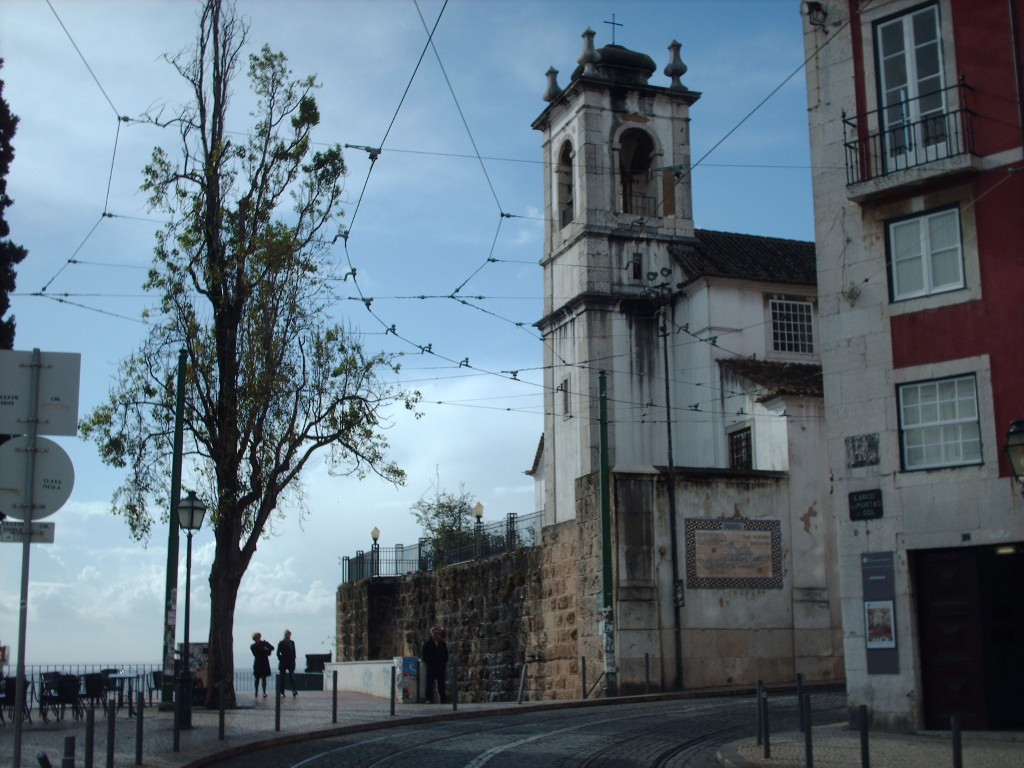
top-left (2, 690), bottom-right (522, 768)
top-left (717, 722), bottom-right (1024, 768)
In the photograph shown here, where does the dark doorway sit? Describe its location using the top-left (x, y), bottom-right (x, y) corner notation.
top-left (914, 544), bottom-right (1024, 729)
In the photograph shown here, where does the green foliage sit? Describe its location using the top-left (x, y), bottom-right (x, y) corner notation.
top-left (79, 0), bottom-right (420, 704)
top-left (0, 58), bottom-right (28, 350)
top-left (411, 480), bottom-right (478, 546)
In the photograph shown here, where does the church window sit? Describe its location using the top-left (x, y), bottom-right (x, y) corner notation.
top-left (770, 299), bottom-right (815, 354)
top-left (561, 378), bottom-right (571, 419)
top-left (557, 142), bottom-right (574, 229)
top-left (729, 427), bottom-right (753, 470)
top-left (630, 253), bottom-right (642, 280)
top-left (618, 129), bottom-right (656, 217)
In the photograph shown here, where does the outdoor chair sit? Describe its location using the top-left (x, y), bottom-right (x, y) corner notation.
top-left (40, 674), bottom-right (83, 722)
top-left (1, 676), bottom-right (32, 724)
top-left (147, 670), bottom-right (163, 705)
top-left (80, 672), bottom-right (107, 709)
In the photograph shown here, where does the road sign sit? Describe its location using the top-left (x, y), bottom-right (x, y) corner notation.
top-left (0, 349), bottom-right (81, 436)
top-left (1, 521), bottom-right (55, 544)
top-left (0, 436), bottom-right (75, 520)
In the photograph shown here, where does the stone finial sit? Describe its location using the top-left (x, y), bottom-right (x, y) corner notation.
top-left (664, 40), bottom-right (688, 91)
top-left (578, 27), bottom-right (600, 76)
top-left (543, 67), bottom-right (563, 102)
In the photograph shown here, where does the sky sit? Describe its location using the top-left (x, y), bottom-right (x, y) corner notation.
top-left (0, 0), bottom-right (815, 668)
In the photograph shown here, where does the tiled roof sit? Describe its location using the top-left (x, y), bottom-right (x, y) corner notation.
top-left (670, 229), bottom-right (816, 286)
top-left (719, 359), bottom-right (823, 401)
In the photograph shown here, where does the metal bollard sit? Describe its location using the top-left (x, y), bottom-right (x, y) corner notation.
top-left (761, 686), bottom-right (771, 759)
top-left (644, 653), bottom-right (650, 695)
top-left (951, 715), bottom-right (963, 768)
top-left (172, 679), bottom-right (180, 753)
top-left (332, 670), bottom-right (339, 724)
top-left (859, 704), bottom-right (870, 768)
top-left (390, 666), bottom-right (397, 717)
top-left (517, 662), bottom-right (528, 704)
top-left (62, 736), bottom-right (75, 768)
top-left (106, 704), bottom-right (116, 768)
top-left (274, 675), bottom-right (282, 732)
top-left (802, 693), bottom-right (814, 768)
top-left (452, 652), bottom-right (458, 711)
top-left (135, 693), bottom-right (144, 766)
top-left (796, 672), bottom-right (805, 732)
top-left (85, 708), bottom-right (96, 768)
top-left (36, 753), bottom-right (54, 768)
top-left (755, 680), bottom-right (763, 745)
top-left (218, 677), bottom-right (225, 741)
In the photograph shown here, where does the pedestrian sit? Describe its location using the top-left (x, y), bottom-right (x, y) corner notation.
top-left (250, 632), bottom-right (274, 698)
top-left (276, 629), bottom-right (298, 697)
top-left (420, 625), bottom-right (449, 704)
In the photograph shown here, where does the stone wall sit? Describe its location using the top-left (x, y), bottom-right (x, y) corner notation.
top-left (336, 517), bottom-right (584, 702)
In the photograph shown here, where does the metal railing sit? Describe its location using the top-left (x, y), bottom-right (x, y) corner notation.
top-left (843, 83), bottom-right (974, 185)
top-left (341, 511), bottom-right (541, 584)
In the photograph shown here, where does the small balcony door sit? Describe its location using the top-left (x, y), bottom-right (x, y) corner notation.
top-left (876, 5), bottom-right (948, 171)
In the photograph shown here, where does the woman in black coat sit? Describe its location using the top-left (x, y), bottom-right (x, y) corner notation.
top-left (250, 632), bottom-right (274, 698)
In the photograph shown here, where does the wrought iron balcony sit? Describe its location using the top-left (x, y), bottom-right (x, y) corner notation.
top-left (843, 83), bottom-right (974, 186)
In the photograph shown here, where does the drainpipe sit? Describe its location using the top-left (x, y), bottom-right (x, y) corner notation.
top-left (599, 371), bottom-right (617, 696)
top-left (661, 306), bottom-right (684, 690)
top-left (1009, 0), bottom-right (1024, 150)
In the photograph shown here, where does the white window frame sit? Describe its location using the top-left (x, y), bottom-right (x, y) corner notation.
top-left (875, 4), bottom-right (949, 169)
top-left (769, 299), bottom-right (815, 355)
top-left (898, 374), bottom-right (982, 471)
top-left (888, 207), bottom-right (964, 301)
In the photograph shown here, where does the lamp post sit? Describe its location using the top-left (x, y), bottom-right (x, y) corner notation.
top-left (473, 502), bottom-right (484, 558)
top-left (177, 490), bottom-right (207, 730)
top-left (371, 526), bottom-right (380, 577)
top-left (1005, 420), bottom-right (1024, 496)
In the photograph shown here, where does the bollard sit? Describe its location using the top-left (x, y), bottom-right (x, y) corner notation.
top-left (796, 672), bottom-right (805, 732)
top-left (581, 656), bottom-right (587, 700)
top-left (106, 704), bottom-right (116, 768)
top-left (62, 736), bottom-right (75, 768)
top-left (644, 653), bottom-right (650, 695)
top-left (755, 680), bottom-right (763, 745)
top-left (802, 693), bottom-right (814, 768)
top-left (761, 686), bottom-right (771, 759)
top-left (135, 693), bottom-right (144, 766)
top-left (217, 677), bottom-right (225, 741)
top-left (859, 704), bottom-right (870, 768)
top-left (390, 666), bottom-right (397, 717)
top-left (36, 753), bottom-right (54, 768)
top-left (172, 680), bottom-right (180, 753)
top-left (517, 662), bottom-right (528, 704)
top-left (274, 675), bottom-right (282, 732)
top-left (332, 670), bottom-right (339, 724)
top-left (452, 651), bottom-right (458, 711)
top-left (85, 708), bottom-right (96, 768)
top-left (951, 715), bottom-right (963, 768)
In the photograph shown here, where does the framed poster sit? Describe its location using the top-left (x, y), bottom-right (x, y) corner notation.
top-left (864, 599), bottom-right (896, 649)
top-left (685, 518), bottom-right (782, 589)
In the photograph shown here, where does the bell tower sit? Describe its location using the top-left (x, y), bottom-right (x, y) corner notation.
top-left (533, 29), bottom-right (700, 526)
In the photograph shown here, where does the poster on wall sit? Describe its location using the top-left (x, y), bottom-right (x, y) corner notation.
top-left (864, 600), bottom-right (896, 649)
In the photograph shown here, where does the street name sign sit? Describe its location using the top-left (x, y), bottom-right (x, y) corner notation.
top-left (1, 521), bottom-right (55, 544)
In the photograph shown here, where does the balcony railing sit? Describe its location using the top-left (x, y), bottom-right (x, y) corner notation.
top-left (843, 83), bottom-right (974, 185)
top-left (340, 512), bottom-right (541, 584)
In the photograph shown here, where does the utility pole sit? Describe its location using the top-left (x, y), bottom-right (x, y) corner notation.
top-left (161, 350), bottom-right (187, 706)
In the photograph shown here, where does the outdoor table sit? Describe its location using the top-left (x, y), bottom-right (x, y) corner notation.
top-left (105, 672), bottom-right (139, 717)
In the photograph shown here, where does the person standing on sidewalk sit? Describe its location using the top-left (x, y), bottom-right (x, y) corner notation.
top-left (276, 629), bottom-right (298, 697)
top-left (251, 632), bottom-right (274, 698)
top-left (420, 625), bottom-right (449, 704)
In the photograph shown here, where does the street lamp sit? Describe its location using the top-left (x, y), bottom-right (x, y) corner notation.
top-left (177, 490), bottom-right (207, 729)
top-left (1005, 420), bottom-right (1024, 496)
top-left (371, 526), bottom-right (380, 577)
top-left (473, 502), bottom-right (484, 558)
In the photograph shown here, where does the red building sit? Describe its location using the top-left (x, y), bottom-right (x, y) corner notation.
top-left (803, 0), bottom-right (1024, 731)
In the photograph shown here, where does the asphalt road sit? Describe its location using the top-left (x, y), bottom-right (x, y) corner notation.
top-left (207, 690), bottom-right (847, 768)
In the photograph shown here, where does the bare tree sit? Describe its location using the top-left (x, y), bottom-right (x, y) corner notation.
top-left (81, 0), bottom-right (418, 706)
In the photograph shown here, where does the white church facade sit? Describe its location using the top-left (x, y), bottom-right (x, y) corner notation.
top-left (529, 29), bottom-right (844, 691)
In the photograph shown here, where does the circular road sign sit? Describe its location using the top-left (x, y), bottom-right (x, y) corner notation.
top-left (0, 436), bottom-right (75, 521)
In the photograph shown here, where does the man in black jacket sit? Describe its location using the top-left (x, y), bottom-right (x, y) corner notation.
top-left (420, 626), bottom-right (449, 703)
top-left (276, 629), bottom-right (298, 697)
